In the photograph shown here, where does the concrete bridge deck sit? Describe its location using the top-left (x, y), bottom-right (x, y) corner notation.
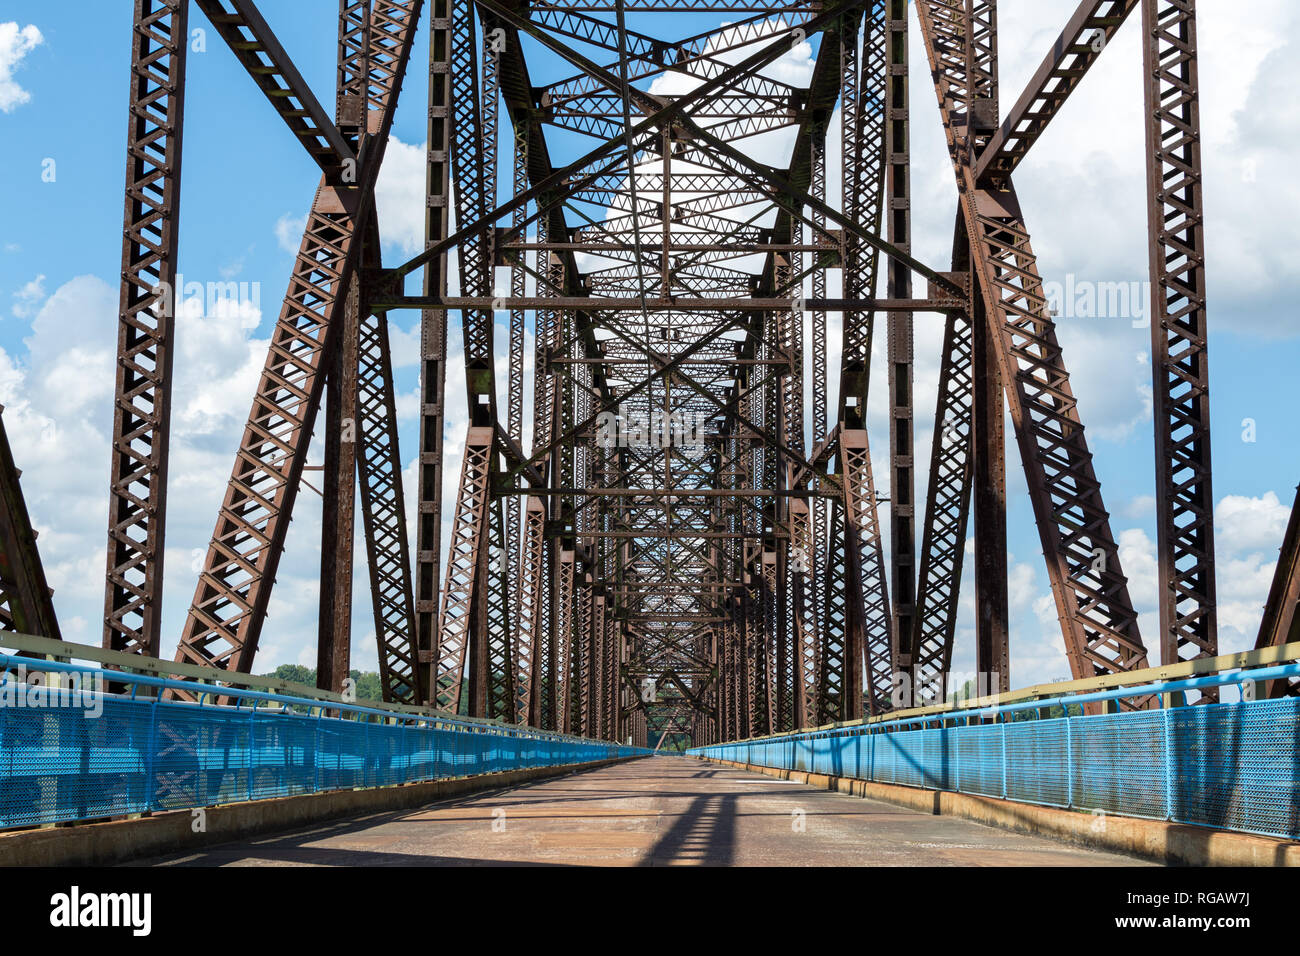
top-left (133, 756), bottom-right (1154, 867)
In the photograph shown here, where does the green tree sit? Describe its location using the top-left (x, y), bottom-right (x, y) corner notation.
top-left (267, 663), bottom-right (316, 686)
top-left (350, 669), bottom-right (384, 702)
top-left (261, 665), bottom-right (386, 702)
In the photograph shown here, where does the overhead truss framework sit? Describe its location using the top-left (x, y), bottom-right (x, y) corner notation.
top-left (59, 0), bottom-right (1245, 743)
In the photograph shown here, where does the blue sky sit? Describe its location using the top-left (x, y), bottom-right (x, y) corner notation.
top-left (1, 0), bottom-right (1297, 688)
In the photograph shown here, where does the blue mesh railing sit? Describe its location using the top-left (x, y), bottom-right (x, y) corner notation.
top-left (0, 655), bottom-right (645, 831)
top-left (688, 664), bottom-right (1300, 841)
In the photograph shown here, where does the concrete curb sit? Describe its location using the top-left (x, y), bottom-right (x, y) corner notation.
top-left (695, 756), bottom-right (1300, 867)
top-left (0, 757), bottom-right (638, 867)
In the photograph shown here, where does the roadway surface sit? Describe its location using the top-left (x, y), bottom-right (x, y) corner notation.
top-left (136, 756), bottom-right (1155, 866)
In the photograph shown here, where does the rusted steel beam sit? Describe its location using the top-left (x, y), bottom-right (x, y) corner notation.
top-left (433, 427), bottom-right (494, 714)
top-left (886, 0), bottom-right (917, 691)
top-left (356, 304), bottom-right (421, 704)
top-left (103, 0), bottom-right (188, 657)
top-left (317, 271), bottom-right (359, 694)
top-left (1142, 0), bottom-right (1218, 689)
top-left (0, 411), bottom-right (61, 639)
top-left (916, 0), bottom-right (1149, 685)
top-left (367, 295), bottom-right (967, 311)
top-left (172, 1), bottom-right (421, 685)
top-left (977, 0), bottom-right (1137, 185)
top-left (912, 253), bottom-right (974, 705)
top-left (193, 0), bottom-right (354, 173)
top-left (1255, 486), bottom-right (1300, 699)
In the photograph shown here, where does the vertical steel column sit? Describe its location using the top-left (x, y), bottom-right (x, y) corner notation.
top-left (477, 27), bottom-right (513, 722)
top-left (507, 117), bottom-right (529, 715)
top-left (843, 430), bottom-right (892, 713)
top-left (839, 4), bottom-right (893, 715)
top-left (972, 257), bottom-right (1009, 693)
top-left (416, 0), bottom-right (453, 704)
top-left (960, 0), bottom-right (1010, 694)
top-left (1141, 0), bottom-right (1218, 685)
top-left (809, 128), bottom-right (830, 726)
top-left (790, 494), bottom-right (818, 728)
top-left (838, 7), bottom-right (873, 431)
top-left (760, 547), bottom-right (779, 731)
top-left (819, 499), bottom-right (849, 723)
top-left (576, 574), bottom-right (593, 735)
top-left (734, 600), bottom-right (751, 740)
top-left (104, 0), bottom-right (188, 656)
top-left (517, 496), bottom-right (546, 722)
top-left (609, 607), bottom-right (621, 741)
top-left (593, 593), bottom-right (607, 738)
top-left (886, 0), bottom-right (917, 690)
top-left (632, 709), bottom-right (647, 749)
top-left (433, 426), bottom-right (494, 713)
top-left (336, 0), bottom-right (370, 133)
top-left (318, 275), bottom-right (360, 692)
top-left (780, 246), bottom-right (816, 728)
top-left (745, 556), bottom-right (767, 736)
top-left (532, 233), bottom-right (563, 731)
top-left (555, 549), bottom-right (576, 733)
top-left (317, 5), bottom-right (368, 692)
top-left (485, 493), bottom-right (515, 720)
top-left (912, 254), bottom-right (974, 705)
top-left (449, 0), bottom-right (495, 420)
top-left (356, 303), bottom-right (421, 704)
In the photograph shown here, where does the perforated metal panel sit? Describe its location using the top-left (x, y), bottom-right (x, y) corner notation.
top-left (1071, 710), bottom-right (1168, 820)
top-left (1005, 719), bottom-right (1069, 808)
top-left (952, 723), bottom-right (1002, 798)
top-left (0, 675), bottom-right (642, 831)
top-left (890, 729), bottom-right (930, 789)
top-left (690, 696), bottom-right (1300, 840)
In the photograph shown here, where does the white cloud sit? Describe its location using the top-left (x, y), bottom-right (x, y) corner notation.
top-left (0, 22), bottom-right (42, 113)
top-left (274, 213), bottom-right (307, 254)
top-left (1117, 527), bottom-right (1160, 615)
top-left (10, 273), bottom-right (46, 318)
top-left (1097, 494), bottom-right (1294, 660)
top-left (1122, 495), bottom-right (1157, 521)
top-left (1216, 491), bottom-right (1292, 555)
top-left (991, 0), bottom-right (1300, 337)
top-left (374, 136), bottom-right (427, 255)
top-left (0, 276), bottom-right (117, 641)
top-left (386, 315), bottom-right (421, 369)
top-left (0, 275), bottom-right (321, 660)
top-left (972, 489), bottom-right (1293, 689)
top-left (22, 275), bottom-right (117, 420)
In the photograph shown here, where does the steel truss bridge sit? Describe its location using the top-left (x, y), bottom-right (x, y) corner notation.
top-left (2, 0), bottom-right (1299, 763)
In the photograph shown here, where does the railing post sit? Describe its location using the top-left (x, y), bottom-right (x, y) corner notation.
top-left (1161, 703), bottom-right (1174, 822)
top-left (952, 718), bottom-right (962, 792)
top-left (246, 701), bottom-right (258, 804)
top-left (0, 680), bottom-right (6, 827)
top-left (1064, 713), bottom-right (1073, 810)
top-left (280, 706), bottom-right (290, 797)
top-left (143, 695), bottom-right (160, 813)
top-left (364, 714), bottom-right (375, 789)
top-left (401, 718), bottom-right (410, 783)
top-left (1000, 715), bottom-right (1008, 800)
top-left (313, 707), bottom-right (323, 794)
